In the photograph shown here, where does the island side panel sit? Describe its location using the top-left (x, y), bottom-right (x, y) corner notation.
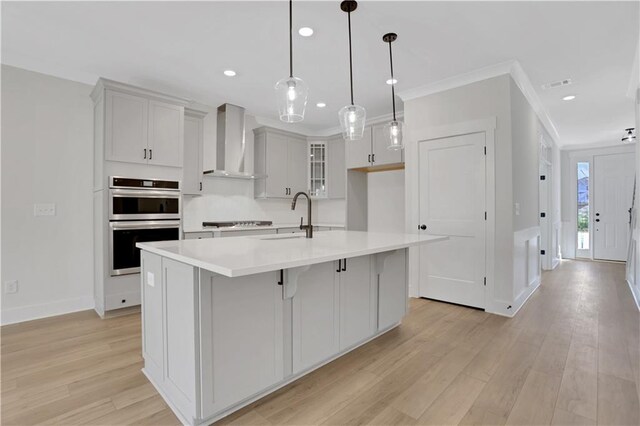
top-left (141, 251), bottom-right (198, 424)
top-left (377, 249), bottom-right (408, 331)
top-left (199, 269), bottom-right (285, 420)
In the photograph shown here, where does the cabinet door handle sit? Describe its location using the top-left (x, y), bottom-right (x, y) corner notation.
top-left (372, 154), bottom-right (375, 163)
top-left (336, 259), bottom-right (342, 273)
top-left (199, 182), bottom-right (202, 191)
top-left (368, 154), bottom-right (371, 163)
top-left (143, 149), bottom-right (147, 159)
top-left (277, 269), bottom-right (284, 286)
top-left (149, 149), bottom-right (153, 160)
top-left (342, 258), bottom-right (347, 272)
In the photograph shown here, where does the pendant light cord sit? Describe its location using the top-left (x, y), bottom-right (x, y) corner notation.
top-left (289, 0), bottom-right (293, 78)
top-left (348, 10), bottom-right (354, 105)
top-left (388, 40), bottom-right (396, 121)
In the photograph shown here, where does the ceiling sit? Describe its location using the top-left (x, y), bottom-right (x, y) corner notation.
top-left (2, 1), bottom-right (638, 147)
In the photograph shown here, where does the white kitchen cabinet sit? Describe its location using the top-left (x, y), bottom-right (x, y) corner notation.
top-left (199, 269), bottom-right (284, 418)
top-left (93, 79), bottom-right (187, 168)
top-left (345, 126), bottom-right (372, 169)
top-left (377, 249), bottom-right (407, 331)
top-left (371, 123), bottom-right (403, 166)
top-left (292, 261), bottom-right (340, 373)
top-left (327, 136), bottom-right (346, 199)
top-left (182, 108), bottom-right (207, 195)
top-left (339, 255), bottom-right (376, 350)
top-left (308, 141), bottom-right (327, 198)
top-left (148, 100), bottom-right (184, 167)
top-left (105, 90), bottom-right (149, 164)
top-left (344, 124), bottom-right (403, 169)
top-left (288, 135), bottom-right (308, 195)
top-left (254, 127), bottom-right (309, 198)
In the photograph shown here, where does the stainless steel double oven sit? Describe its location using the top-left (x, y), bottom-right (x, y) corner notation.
top-left (108, 177), bottom-right (181, 276)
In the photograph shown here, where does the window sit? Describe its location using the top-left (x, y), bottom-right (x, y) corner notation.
top-left (577, 162), bottom-right (590, 250)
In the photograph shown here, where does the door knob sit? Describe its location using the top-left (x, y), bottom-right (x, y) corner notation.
top-left (418, 224), bottom-right (427, 230)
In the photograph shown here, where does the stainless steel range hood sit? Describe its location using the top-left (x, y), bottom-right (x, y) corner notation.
top-left (203, 104), bottom-right (265, 179)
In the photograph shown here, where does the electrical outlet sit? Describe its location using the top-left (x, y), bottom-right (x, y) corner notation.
top-left (34, 203), bottom-right (56, 217)
top-left (146, 272), bottom-right (155, 287)
top-left (4, 280), bottom-right (18, 294)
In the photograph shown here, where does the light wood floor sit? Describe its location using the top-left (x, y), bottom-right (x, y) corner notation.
top-left (2, 260), bottom-right (639, 425)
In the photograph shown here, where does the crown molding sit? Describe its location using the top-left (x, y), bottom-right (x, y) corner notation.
top-left (397, 60), bottom-right (514, 102)
top-left (90, 77), bottom-right (191, 106)
top-left (398, 59), bottom-right (562, 147)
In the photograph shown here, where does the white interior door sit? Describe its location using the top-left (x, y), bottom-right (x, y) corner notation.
top-left (418, 132), bottom-right (486, 309)
top-left (593, 153), bottom-right (635, 261)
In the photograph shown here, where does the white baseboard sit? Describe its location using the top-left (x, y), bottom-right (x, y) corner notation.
top-left (1, 296), bottom-right (95, 325)
top-left (626, 279), bottom-right (640, 311)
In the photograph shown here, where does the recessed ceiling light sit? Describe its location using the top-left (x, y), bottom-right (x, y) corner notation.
top-left (299, 27), bottom-right (314, 37)
top-left (386, 78), bottom-right (398, 85)
top-left (223, 70), bottom-right (236, 77)
top-left (562, 95), bottom-right (576, 101)
top-left (316, 102), bottom-right (326, 108)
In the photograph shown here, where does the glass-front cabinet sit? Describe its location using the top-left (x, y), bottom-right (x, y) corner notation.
top-left (309, 141), bottom-right (327, 198)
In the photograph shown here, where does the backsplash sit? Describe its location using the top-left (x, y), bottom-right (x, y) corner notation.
top-left (182, 177), bottom-right (346, 231)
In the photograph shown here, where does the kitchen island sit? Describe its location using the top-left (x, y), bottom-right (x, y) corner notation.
top-left (137, 230), bottom-right (445, 425)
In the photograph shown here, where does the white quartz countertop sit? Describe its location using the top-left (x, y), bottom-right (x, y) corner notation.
top-left (183, 223), bottom-right (345, 233)
top-left (137, 230), bottom-right (446, 277)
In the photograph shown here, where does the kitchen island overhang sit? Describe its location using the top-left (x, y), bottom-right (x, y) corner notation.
top-left (137, 230), bottom-right (445, 425)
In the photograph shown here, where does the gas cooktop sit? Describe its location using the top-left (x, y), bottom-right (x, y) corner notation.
top-left (202, 221), bottom-right (273, 228)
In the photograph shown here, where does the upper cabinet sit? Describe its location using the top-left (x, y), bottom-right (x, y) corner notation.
top-left (182, 108), bottom-right (207, 195)
top-left (92, 78), bottom-right (188, 169)
top-left (104, 91), bottom-right (148, 164)
top-left (254, 127), bottom-right (308, 199)
top-left (345, 124), bottom-right (403, 170)
top-left (327, 136), bottom-right (346, 199)
top-left (345, 126), bottom-right (372, 169)
top-left (371, 124), bottom-right (403, 166)
top-left (147, 101), bottom-right (184, 167)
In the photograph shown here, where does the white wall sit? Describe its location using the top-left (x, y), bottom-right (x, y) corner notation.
top-left (1, 65), bottom-right (94, 324)
top-left (404, 74), bottom-right (554, 315)
top-left (404, 75), bottom-right (515, 310)
top-left (367, 170), bottom-right (405, 233)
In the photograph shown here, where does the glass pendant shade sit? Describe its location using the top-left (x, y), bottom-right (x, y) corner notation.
top-left (276, 76), bottom-right (308, 123)
top-left (385, 120), bottom-right (404, 150)
top-left (338, 104), bottom-right (366, 140)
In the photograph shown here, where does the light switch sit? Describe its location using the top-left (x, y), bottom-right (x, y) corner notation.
top-left (34, 203), bottom-right (56, 216)
top-left (4, 280), bottom-right (18, 294)
top-left (514, 203), bottom-right (521, 216)
top-left (147, 272), bottom-right (155, 287)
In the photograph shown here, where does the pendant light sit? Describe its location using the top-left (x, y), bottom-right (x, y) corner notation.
top-left (275, 0), bottom-right (308, 123)
top-left (383, 33), bottom-right (404, 150)
top-left (622, 128), bottom-right (636, 144)
top-left (338, 1), bottom-right (366, 140)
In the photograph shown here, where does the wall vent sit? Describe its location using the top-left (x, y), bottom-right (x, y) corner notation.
top-left (541, 78), bottom-right (573, 90)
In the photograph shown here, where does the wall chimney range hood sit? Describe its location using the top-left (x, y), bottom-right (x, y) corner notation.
top-left (203, 104), bottom-right (265, 179)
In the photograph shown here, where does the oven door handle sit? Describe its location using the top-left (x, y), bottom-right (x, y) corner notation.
top-left (109, 220), bottom-right (181, 230)
top-left (109, 189), bottom-right (181, 198)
